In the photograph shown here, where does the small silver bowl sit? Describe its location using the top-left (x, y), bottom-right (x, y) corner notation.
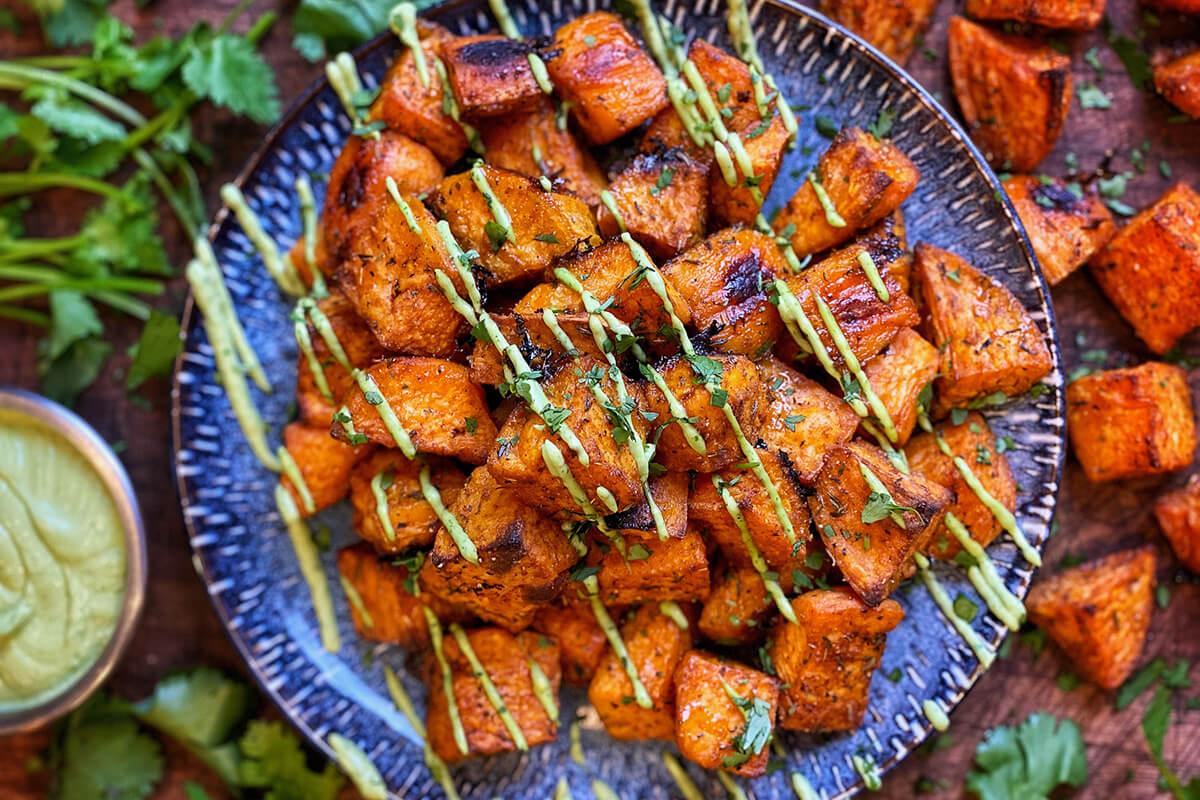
top-left (0, 388), bottom-right (147, 734)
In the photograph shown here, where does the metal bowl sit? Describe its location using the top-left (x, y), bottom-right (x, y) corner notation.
top-left (0, 388), bottom-right (147, 734)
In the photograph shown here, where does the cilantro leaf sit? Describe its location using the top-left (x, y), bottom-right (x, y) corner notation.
top-left (133, 668), bottom-right (253, 749)
top-left (55, 715), bottom-right (164, 800)
top-left (183, 34), bottom-right (280, 125)
top-left (291, 0), bottom-right (407, 61)
top-left (239, 720), bottom-right (344, 800)
top-left (44, 290), bottom-right (102, 364)
top-left (862, 490), bottom-right (913, 525)
top-left (966, 712), bottom-right (1087, 800)
top-left (40, 337), bottom-right (111, 406)
top-left (721, 681), bottom-right (773, 767)
top-left (125, 310), bottom-right (181, 390)
top-left (30, 91), bottom-right (126, 144)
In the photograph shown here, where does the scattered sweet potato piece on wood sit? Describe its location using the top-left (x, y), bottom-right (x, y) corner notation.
top-left (281, 422), bottom-right (361, 516)
top-left (1154, 475), bottom-right (1200, 573)
top-left (819, 0), bottom-right (940, 61)
top-left (1003, 174), bottom-right (1115, 286)
top-left (348, 451), bottom-right (467, 555)
top-left (964, 0), bottom-right (1106, 30)
top-left (598, 148), bottom-right (710, 261)
top-left (757, 357), bottom-right (860, 483)
top-left (1026, 546), bottom-right (1156, 689)
top-left (1066, 362), bottom-right (1196, 483)
top-left (1154, 50), bottom-right (1200, 118)
top-left (862, 328), bottom-right (940, 446)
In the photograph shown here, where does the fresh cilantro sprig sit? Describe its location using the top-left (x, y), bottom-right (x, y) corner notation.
top-left (292, 0), bottom-right (439, 61)
top-left (965, 712), bottom-right (1087, 800)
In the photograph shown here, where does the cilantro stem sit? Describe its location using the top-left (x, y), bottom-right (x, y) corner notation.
top-left (0, 63), bottom-right (146, 126)
top-left (0, 172), bottom-right (125, 198)
top-left (0, 275), bottom-right (164, 303)
top-left (0, 305), bottom-right (48, 326)
top-left (8, 56), bottom-right (88, 70)
top-left (132, 149), bottom-right (201, 234)
top-left (0, 235), bottom-right (85, 260)
top-left (90, 290), bottom-right (151, 319)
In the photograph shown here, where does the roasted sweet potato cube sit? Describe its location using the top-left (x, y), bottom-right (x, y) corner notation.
top-left (688, 40), bottom-right (760, 131)
top-left (673, 650), bottom-right (779, 778)
top-left (774, 235), bottom-right (919, 368)
top-left (689, 449), bottom-right (815, 573)
top-left (905, 411), bottom-right (1018, 560)
top-left (545, 11), bottom-right (669, 144)
top-left (1066, 362), bottom-right (1196, 482)
top-left (348, 451), bottom-right (467, 554)
top-left (810, 442), bottom-right (952, 605)
top-left (699, 567), bottom-right (776, 646)
top-left (426, 627), bottom-right (561, 762)
top-left (711, 115), bottom-right (791, 227)
top-left (587, 526), bottom-right (710, 605)
top-left (441, 35), bottom-right (544, 120)
top-left (775, 127), bottom-right (919, 257)
top-left (419, 467), bottom-right (579, 631)
top-left (641, 352), bottom-right (767, 473)
top-left (335, 192), bottom-right (468, 357)
top-left (818, 0), bottom-right (939, 61)
top-left (1026, 547), bottom-right (1156, 689)
top-left (532, 601), bottom-right (607, 685)
top-left (757, 358), bottom-right (859, 483)
top-left (862, 328), bottom-right (940, 446)
top-left (1089, 183), bottom-right (1200, 354)
top-left (428, 164), bottom-right (600, 288)
top-left (467, 311), bottom-right (603, 386)
top-left (488, 356), bottom-right (646, 516)
top-left (336, 357), bottom-right (497, 464)
top-left (367, 22), bottom-right (468, 165)
top-left (336, 543), bottom-right (463, 649)
top-left (479, 98), bottom-right (607, 208)
top-left (964, 0), bottom-right (1105, 29)
top-left (914, 244), bottom-right (1053, 415)
top-left (588, 604), bottom-right (693, 740)
top-left (768, 587), bottom-right (904, 731)
top-left (322, 131), bottom-right (444, 271)
top-left (1154, 475), bottom-right (1200, 573)
top-left (281, 422), bottom-right (360, 516)
top-left (296, 290), bottom-right (386, 427)
top-left (660, 229), bottom-right (785, 359)
top-left (1154, 50), bottom-right (1200, 118)
top-left (1002, 174), bottom-right (1115, 286)
top-left (606, 471), bottom-right (690, 541)
top-left (947, 16), bottom-right (1071, 172)
top-left (597, 148), bottom-right (709, 261)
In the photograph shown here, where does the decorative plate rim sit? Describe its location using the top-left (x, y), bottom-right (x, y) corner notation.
top-left (169, 1), bottom-right (1066, 795)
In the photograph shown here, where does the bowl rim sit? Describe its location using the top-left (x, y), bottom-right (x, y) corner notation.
top-left (170, 0), bottom-right (1065, 794)
top-left (0, 387), bottom-right (148, 734)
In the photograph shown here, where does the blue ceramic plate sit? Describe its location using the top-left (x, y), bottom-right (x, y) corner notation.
top-left (171, 1), bottom-right (1065, 797)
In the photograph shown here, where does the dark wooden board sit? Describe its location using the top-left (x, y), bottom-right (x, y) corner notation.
top-left (1, 0), bottom-right (1198, 796)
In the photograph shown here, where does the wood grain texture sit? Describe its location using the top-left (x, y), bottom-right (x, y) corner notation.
top-left (0, 0), bottom-right (1198, 796)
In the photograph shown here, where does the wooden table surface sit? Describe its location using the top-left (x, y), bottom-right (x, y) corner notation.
top-left (1, 0), bottom-right (1198, 797)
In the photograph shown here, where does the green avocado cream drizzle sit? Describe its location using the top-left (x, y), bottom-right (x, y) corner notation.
top-left (486, 0), bottom-right (554, 94)
top-left (221, 183), bottom-right (306, 296)
top-left (717, 771), bottom-right (749, 800)
top-left (857, 250), bottom-right (890, 303)
top-left (422, 606), bottom-right (469, 756)
top-left (383, 665), bottom-right (462, 800)
top-left (555, 777), bottom-right (574, 800)
top-left (658, 600), bottom-right (689, 629)
top-left (338, 575), bottom-right (374, 629)
top-left (294, 174), bottom-right (328, 298)
top-left (808, 171), bottom-right (846, 229)
top-left (389, 4), bottom-right (429, 86)
top-left (914, 551), bottom-right (995, 667)
top-left (369, 469), bottom-right (396, 543)
top-left (326, 53), bottom-right (378, 139)
top-left (725, 0), bottom-right (799, 137)
top-left (852, 754), bottom-right (882, 791)
top-left (471, 160), bottom-right (515, 245)
top-left (527, 655), bottom-right (559, 725)
top-left (277, 446), bottom-right (315, 515)
top-left (592, 780), bottom-right (621, 800)
top-left (923, 698), bottom-right (950, 732)
top-left (711, 474), bottom-right (796, 624)
top-left (541, 440), bottom-right (624, 553)
top-left (598, 190), bottom-right (627, 233)
top-left (790, 771), bottom-right (820, 800)
top-left (662, 752), bottom-right (705, 800)
top-left (583, 574), bottom-right (652, 708)
top-left (274, 485), bottom-right (339, 652)
top-left (450, 622), bottom-right (529, 751)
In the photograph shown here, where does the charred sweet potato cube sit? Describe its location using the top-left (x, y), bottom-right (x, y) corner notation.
top-left (1154, 50), bottom-right (1200, 119)
top-left (699, 567), bottom-right (776, 646)
top-left (426, 627), bottom-right (561, 762)
top-left (336, 543), bottom-right (463, 649)
top-left (1002, 174), bottom-right (1115, 286)
top-left (1154, 475), bottom-right (1200, 573)
top-left (488, 356), bottom-right (646, 516)
top-left (757, 358), bottom-right (860, 483)
top-left (367, 22), bottom-right (468, 165)
top-left (467, 311), bottom-right (602, 386)
top-left (587, 526), bottom-right (710, 605)
top-left (606, 470), bottom-right (690, 541)
top-left (597, 148), bottom-right (709, 261)
top-left (1026, 547), bottom-right (1156, 689)
top-left (774, 234), bottom-right (919, 368)
top-left (348, 451), bottom-right (467, 555)
top-left (768, 588), bottom-right (904, 731)
top-left (861, 328), bottom-right (940, 446)
top-left (641, 352), bottom-right (767, 473)
top-left (689, 449), bottom-right (815, 573)
top-left (660, 229), bottom-right (785, 360)
top-left (947, 16), bottom-right (1071, 172)
top-left (711, 115), bottom-right (791, 227)
top-left (673, 651), bottom-right (779, 778)
top-left (818, 0), bottom-right (939, 61)
top-left (296, 290), bottom-right (386, 427)
top-left (775, 127), bottom-right (919, 257)
top-left (441, 35), bottom-right (544, 120)
top-left (810, 442), bottom-right (953, 605)
top-left (1089, 183), bottom-right (1200, 354)
top-left (532, 602), bottom-right (607, 685)
top-left (588, 604), bottom-right (694, 740)
top-left (913, 244), bottom-right (1053, 415)
top-left (1066, 362), bottom-right (1196, 482)
top-left (428, 164), bottom-right (600, 288)
top-left (905, 411), bottom-right (1018, 560)
top-left (419, 467), bottom-right (579, 631)
top-left (281, 422), bottom-right (360, 516)
top-left (322, 131), bottom-right (444, 271)
top-left (479, 98), bottom-right (607, 208)
top-left (336, 192), bottom-right (468, 357)
top-left (336, 357), bottom-right (497, 464)
top-left (964, 0), bottom-right (1105, 29)
top-left (545, 11), bottom-right (669, 144)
